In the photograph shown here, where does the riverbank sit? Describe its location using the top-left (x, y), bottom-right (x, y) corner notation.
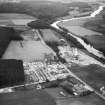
top-left (51, 5), bottom-right (105, 65)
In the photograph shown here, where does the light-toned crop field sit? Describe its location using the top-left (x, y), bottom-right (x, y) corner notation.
top-left (2, 40), bottom-right (55, 62)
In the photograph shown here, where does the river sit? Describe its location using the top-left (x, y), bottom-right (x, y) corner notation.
top-left (51, 5), bottom-right (105, 63)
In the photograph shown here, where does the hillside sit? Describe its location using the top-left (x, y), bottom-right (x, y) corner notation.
top-left (0, 1), bottom-right (93, 24)
top-left (0, 1), bottom-right (69, 23)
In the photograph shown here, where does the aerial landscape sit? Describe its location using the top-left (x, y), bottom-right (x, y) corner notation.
top-left (0, 0), bottom-right (105, 105)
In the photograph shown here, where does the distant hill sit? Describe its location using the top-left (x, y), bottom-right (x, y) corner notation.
top-left (0, 0), bottom-right (104, 3)
top-left (0, 1), bottom-right (70, 23)
top-left (0, 1), bottom-right (92, 23)
top-left (47, 0), bottom-right (104, 3)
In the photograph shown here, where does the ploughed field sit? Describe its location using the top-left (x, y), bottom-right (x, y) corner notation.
top-left (71, 64), bottom-right (105, 95)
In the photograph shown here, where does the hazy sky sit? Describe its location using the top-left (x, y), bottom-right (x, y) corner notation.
top-left (48, 0), bottom-right (105, 3)
top-left (43, 0), bottom-right (104, 3)
top-left (1, 0), bottom-right (104, 3)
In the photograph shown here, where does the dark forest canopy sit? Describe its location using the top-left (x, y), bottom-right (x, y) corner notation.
top-left (27, 20), bottom-right (51, 29)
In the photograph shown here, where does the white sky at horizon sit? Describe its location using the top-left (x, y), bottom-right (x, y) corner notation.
top-left (0, 0), bottom-right (104, 2)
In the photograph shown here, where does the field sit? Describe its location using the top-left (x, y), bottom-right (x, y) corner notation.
top-left (81, 8), bottom-right (105, 56)
top-left (71, 64), bottom-right (105, 94)
top-left (83, 8), bottom-right (105, 34)
top-left (2, 30), bottom-right (55, 62)
top-left (59, 26), bottom-right (102, 37)
top-left (0, 1), bottom-right (69, 23)
top-left (0, 13), bottom-right (36, 27)
top-left (40, 29), bottom-right (61, 43)
top-left (0, 1), bottom-right (93, 23)
top-left (58, 4), bottom-right (105, 59)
